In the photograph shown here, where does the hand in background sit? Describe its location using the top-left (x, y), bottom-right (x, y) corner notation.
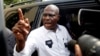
top-left (75, 44), bottom-right (82, 56)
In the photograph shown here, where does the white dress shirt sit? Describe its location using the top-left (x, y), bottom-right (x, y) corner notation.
top-left (14, 24), bottom-right (72, 56)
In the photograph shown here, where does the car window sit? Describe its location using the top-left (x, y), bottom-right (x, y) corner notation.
top-left (5, 6), bottom-right (38, 30)
top-left (32, 2), bottom-right (100, 40)
top-left (31, 8), bottom-right (44, 30)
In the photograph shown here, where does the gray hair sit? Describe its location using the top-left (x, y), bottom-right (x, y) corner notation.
top-left (44, 4), bottom-right (60, 14)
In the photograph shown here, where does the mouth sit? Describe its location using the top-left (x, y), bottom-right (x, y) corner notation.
top-left (44, 21), bottom-right (52, 24)
top-left (44, 23), bottom-right (51, 25)
top-left (43, 20), bottom-right (53, 26)
top-left (44, 22), bottom-right (52, 26)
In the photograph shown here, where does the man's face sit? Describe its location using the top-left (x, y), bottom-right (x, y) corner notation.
top-left (42, 8), bottom-right (59, 30)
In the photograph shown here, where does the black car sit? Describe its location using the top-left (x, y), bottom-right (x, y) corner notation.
top-left (4, 0), bottom-right (100, 38)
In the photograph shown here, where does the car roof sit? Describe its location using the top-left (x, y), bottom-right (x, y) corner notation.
top-left (4, 0), bottom-right (95, 13)
top-left (5, 0), bottom-right (94, 8)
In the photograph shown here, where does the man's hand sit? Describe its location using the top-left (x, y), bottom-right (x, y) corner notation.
top-left (75, 44), bottom-right (82, 56)
top-left (12, 8), bottom-right (31, 52)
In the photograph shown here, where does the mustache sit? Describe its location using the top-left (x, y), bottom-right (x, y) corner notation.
top-left (43, 20), bottom-right (52, 24)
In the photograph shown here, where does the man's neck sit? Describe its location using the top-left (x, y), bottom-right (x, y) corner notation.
top-left (45, 25), bottom-right (58, 32)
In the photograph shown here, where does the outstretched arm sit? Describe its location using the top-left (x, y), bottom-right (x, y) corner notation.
top-left (12, 8), bottom-right (31, 52)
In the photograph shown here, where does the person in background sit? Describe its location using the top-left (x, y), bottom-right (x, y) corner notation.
top-left (3, 28), bottom-right (16, 56)
top-left (12, 4), bottom-right (82, 56)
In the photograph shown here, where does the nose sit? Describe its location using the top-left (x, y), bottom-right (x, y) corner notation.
top-left (45, 15), bottom-right (50, 20)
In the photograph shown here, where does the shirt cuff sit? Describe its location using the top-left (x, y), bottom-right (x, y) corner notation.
top-left (13, 44), bottom-right (25, 56)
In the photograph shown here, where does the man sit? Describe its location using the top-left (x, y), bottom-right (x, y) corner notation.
top-left (4, 28), bottom-right (16, 56)
top-left (12, 4), bottom-right (82, 56)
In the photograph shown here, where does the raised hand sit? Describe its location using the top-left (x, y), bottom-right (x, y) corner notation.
top-left (12, 8), bottom-right (31, 52)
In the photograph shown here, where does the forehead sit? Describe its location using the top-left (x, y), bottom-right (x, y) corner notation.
top-left (43, 6), bottom-right (58, 14)
top-left (43, 8), bottom-right (56, 14)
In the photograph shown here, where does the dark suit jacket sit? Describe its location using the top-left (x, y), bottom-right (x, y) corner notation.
top-left (4, 28), bottom-right (16, 56)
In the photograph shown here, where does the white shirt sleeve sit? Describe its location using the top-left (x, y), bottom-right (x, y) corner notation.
top-left (13, 31), bottom-right (38, 56)
top-left (66, 29), bottom-right (72, 42)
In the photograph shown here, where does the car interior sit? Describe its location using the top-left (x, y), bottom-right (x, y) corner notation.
top-left (77, 8), bottom-right (100, 56)
top-left (78, 8), bottom-right (100, 38)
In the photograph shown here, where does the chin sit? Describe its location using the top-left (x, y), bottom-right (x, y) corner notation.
top-left (44, 25), bottom-right (52, 29)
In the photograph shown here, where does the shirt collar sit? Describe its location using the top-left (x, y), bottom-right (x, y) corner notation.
top-left (42, 24), bottom-right (61, 33)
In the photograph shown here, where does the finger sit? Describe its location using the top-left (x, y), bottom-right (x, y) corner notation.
top-left (75, 44), bottom-right (82, 56)
top-left (12, 23), bottom-right (24, 34)
top-left (18, 20), bottom-right (30, 31)
top-left (12, 22), bottom-right (27, 42)
top-left (16, 20), bottom-right (30, 31)
top-left (12, 28), bottom-right (22, 40)
top-left (12, 25), bottom-right (27, 40)
top-left (12, 26), bottom-right (22, 35)
top-left (25, 18), bottom-right (29, 24)
top-left (17, 24), bottom-right (29, 34)
top-left (23, 28), bottom-right (29, 36)
top-left (18, 19), bottom-right (25, 25)
top-left (18, 8), bottom-right (24, 20)
top-left (16, 32), bottom-right (23, 40)
top-left (25, 19), bottom-right (31, 30)
top-left (24, 18), bottom-right (31, 28)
